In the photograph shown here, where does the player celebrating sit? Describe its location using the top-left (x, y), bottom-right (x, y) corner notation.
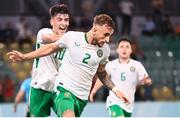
top-left (27, 4), bottom-right (69, 116)
top-left (7, 14), bottom-right (129, 117)
top-left (89, 38), bottom-right (152, 117)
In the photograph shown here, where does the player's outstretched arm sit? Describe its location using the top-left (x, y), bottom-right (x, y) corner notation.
top-left (7, 43), bottom-right (60, 62)
top-left (96, 64), bottom-right (130, 104)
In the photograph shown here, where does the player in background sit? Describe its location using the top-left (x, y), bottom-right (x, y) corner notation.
top-left (89, 38), bottom-right (152, 117)
top-left (7, 14), bottom-right (129, 117)
top-left (13, 76), bottom-right (31, 117)
top-left (16, 4), bottom-right (69, 117)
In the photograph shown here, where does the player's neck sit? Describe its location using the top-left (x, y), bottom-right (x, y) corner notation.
top-left (86, 30), bottom-right (93, 44)
top-left (119, 58), bottom-right (130, 64)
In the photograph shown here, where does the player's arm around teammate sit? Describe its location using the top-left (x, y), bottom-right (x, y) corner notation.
top-left (8, 4), bottom-right (70, 117)
top-left (7, 14), bottom-right (132, 117)
top-left (7, 42), bottom-right (60, 62)
top-left (7, 32), bottom-right (67, 62)
top-left (28, 4), bottom-right (70, 117)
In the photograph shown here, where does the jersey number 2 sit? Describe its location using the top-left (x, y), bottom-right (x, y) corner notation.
top-left (82, 53), bottom-right (91, 64)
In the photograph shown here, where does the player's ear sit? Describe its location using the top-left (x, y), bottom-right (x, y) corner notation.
top-left (130, 46), bottom-right (132, 54)
top-left (116, 43), bottom-right (120, 53)
top-left (50, 18), bottom-right (53, 26)
top-left (93, 23), bottom-right (98, 32)
top-left (92, 26), bottom-right (97, 36)
top-left (93, 27), bottom-right (97, 32)
top-left (116, 48), bottom-right (119, 53)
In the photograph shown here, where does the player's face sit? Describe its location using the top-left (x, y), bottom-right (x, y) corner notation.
top-left (50, 14), bottom-right (69, 34)
top-left (92, 25), bottom-right (114, 47)
top-left (117, 41), bottom-right (132, 59)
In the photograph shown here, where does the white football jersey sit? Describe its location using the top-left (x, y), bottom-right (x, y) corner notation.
top-left (106, 59), bottom-right (149, 113)
top-left (31, 28), bottom-right (59, 92)
top-left (55, 31), bottom-right (110, 100)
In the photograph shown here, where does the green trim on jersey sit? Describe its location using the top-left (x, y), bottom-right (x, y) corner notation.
top-left (35, 43), bottom-right (40, 68)
top-left (84, 33), bottom-right (88, 44)
top-left (55, 86), bottom-right (87, 117)
top-left (54, 48), bottom-right (66, 60)
top-left (108, 105), bottom-right (132, 117)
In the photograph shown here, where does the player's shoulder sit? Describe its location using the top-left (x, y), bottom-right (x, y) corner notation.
top-left (101, 43), bottom-right (110, 53)
top-left (105, 59), bottom-right (118, 70)
top-left (21, 79), bottom-right (31, 87)
top-left (63, 31), bottom-right (85, 41)
top-left (108, 59), bottom-right (118, 65)
top-left (38, 28), bottom-right (52, 33)
top-left (65, 31), bottom-right (84, 36)
top-left (130, 58), bottom-right (143, 66)
top-left (23, 77), bottom-right (31, 84)
top-left (103, 43), bottom-right (110, 48)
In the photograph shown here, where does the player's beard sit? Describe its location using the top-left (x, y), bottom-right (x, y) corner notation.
top-left (95, 38), bottom-right (104, 47)
top-left (92, 38), bottom-right (104, 47)
top-left (92, 38), bottom-right (97, 45)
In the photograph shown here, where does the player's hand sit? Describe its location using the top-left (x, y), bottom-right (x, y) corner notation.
top-left (115, 90), bottom-right (130, 104)
top-left (144, 78), bottom-right (152, 86)
top-left (89, 91), bottom-right (96, 102)
top-left (140, 75), bottom-right (152, 86)
top-left (7, 50), bottom-right (25, 62)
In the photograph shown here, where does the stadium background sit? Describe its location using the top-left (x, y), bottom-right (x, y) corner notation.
top-left (0, 0), bottom-right (180, 117)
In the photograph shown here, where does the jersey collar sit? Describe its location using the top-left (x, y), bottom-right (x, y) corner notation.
top-left (84, 33), bottom-right (89, 44)
top-left (118, 58), bottom-right (130, 64)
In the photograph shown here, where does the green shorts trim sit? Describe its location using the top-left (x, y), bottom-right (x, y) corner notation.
top-left (29, 87), bottom-right (57, 117)
top-left (108, 105), bottom-right (132, 117)
top-left (55, 86), bottom-right (87, 117)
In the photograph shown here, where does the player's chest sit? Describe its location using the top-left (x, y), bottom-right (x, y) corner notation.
top-left (68, 42), bottom-right (105, 66)
top-left (111, 64), bottom-right (138, 82)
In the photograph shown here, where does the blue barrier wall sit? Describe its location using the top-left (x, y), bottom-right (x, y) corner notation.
top-left (0, 102), bottom-right (180, 117)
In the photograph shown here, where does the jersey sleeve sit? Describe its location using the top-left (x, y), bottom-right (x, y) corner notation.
top-left (99, 44), bottom-right (110, 65)
top-left (36, 28), bottom-right (52, 44)
top-left (20, 79), bottom-right (28, 92)
top-left (55, 31), bottom-right (71, 49)
top-left (105, 62), bottom-right (111, 75)
top-left (137, 62), bottom-right (149, 81)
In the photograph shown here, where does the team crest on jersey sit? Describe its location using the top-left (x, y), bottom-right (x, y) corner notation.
top-left (74, 42), bottom-right (80, 47)
top-left (97, 49), bottom-right (103, 57)
top-left (130, 66), bottom-right (136, 72)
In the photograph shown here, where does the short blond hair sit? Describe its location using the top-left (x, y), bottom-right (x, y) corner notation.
top-left (93, 14), bottom-right (115, 30)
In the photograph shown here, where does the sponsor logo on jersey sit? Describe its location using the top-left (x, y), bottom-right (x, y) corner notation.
top-left (97, 49), bottom-right (103, 57)
top-left (74, 42), bottom-right (80, 47)
top-left (130, 66), bottom-right (135, 72)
